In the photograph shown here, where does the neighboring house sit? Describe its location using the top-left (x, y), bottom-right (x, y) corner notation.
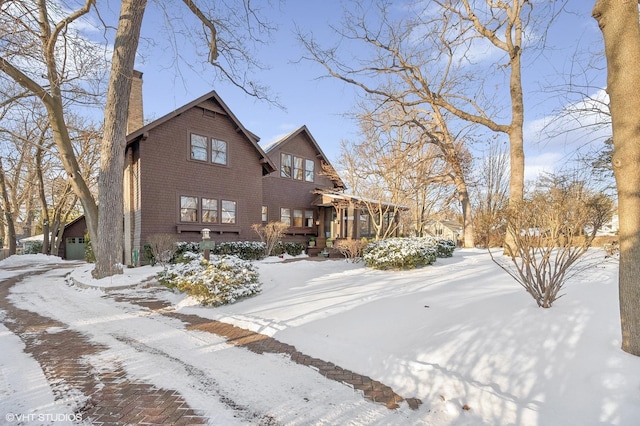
top-left (425, 219), bottom-right (462, 243)
top-left (59, 215), bottom-right (88, 260)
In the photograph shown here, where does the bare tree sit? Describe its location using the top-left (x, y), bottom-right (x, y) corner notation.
top-left (472, 140), bottom-right (510, 247)
top-left (252, 222), bottom-right (288, 257)
top-left (491, 173), bottom-right (614, 308)
top-left (1, 0), bottom-right (277, 277)
top-left (592, 0), bottom-right (640, 356)
top-left (340, 99), bottom-right (474, 244)
top-left (300, 0), bottom-right (565, 249)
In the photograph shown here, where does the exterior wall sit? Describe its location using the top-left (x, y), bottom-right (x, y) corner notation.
top-left (262, 132), bottom-right (335, 243)
top-left (133, 100), bottom-right (265, 251)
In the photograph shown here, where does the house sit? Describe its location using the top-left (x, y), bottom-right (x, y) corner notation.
top-left (122, 74), bottom-right (275, 265)
top-left (425, 219), bottom-right (462, 243)
top-left (58, 72), bottom-right (403, 262)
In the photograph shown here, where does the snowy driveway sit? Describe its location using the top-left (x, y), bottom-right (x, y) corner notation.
top-left (0, 259), bottom-right (418, 425)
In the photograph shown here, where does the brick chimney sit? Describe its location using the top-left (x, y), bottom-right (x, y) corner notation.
top-left (127, 70), bottom-right (144, 134)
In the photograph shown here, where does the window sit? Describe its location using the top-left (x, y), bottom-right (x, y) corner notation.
top-left (211, 139), bottom-right (227, 165)
top-left (293, 157), bottom-right (304, 180)
top-left (191, 134), bottom-right (227, 165)
top-left (262, 206), bottom-right (268, 222)
top-left (280, 153), bottom-right (315, 182)
top-left (281, 153), bottom-right (292, 178)
top-left (305, 159), bottom-right (314, 182)
top-left (202, 198), bottom-right (218, 223)
top-left (221, 200), bottom-right (236, 224)
top-left (305, 210), bottom-right (314, 227)
top-left (293, 209), bottom-right (303, 227)
top-left (190, 134), bottom-right (208, 161)
top-left (280, 208), bottom-right (291, 226)
top-left (359, 213), bottom-right (371, 237)
top-left (180, 196), bottom-right (198, 222)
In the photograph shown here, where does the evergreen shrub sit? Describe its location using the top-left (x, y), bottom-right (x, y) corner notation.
top-left (363, 237), bottom-right (455, 270)
top-left (158, 252), bottom-right (261, 306)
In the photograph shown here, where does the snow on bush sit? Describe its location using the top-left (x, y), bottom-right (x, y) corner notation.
top-left (271, 241), bottom-right (306, 257)
top-left (363, 237), bottom-right (455, 270)
top-left (214, 241), bottom-right (266, 261)
top-left (158, 252), bottom-right (261, 306)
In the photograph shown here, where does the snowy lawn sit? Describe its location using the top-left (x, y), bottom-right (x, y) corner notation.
top-left (1, 249), bottom-right (639, 425)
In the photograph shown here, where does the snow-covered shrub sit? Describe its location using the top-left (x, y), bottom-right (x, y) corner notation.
top-left (271, 242), bottom-right (305, 257)
top-left (213, 241), bottom-right (266, 260)
top-left (158, 252), bottom-right (261, 306)
top-left (172, 241), bottom-right (201, 263)
top-left (363, 237), bottom-right (438, 270)
top-left (23, 241), bottom-right (43, 254)
top-left (435, 238), bottom-right (456, 257)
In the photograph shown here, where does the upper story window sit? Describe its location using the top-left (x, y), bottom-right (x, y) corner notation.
top-left (281, 153), bottom-right (292, 178)
top-left (305, 159), bottom-right (314, 182)
top-left (191, 133), bottom-right (228, 165)
top-left (190, 134), bottom-right (208, 161)
top-left (211, 139), bottom-right (227, 165)
top-left (293, 157), bottom-right (304, 180)
top-left (280, 152), bottom-right (314, 183)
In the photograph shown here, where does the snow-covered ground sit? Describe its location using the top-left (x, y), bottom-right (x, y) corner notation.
top-left (1, 249), bottom-right (639, 425)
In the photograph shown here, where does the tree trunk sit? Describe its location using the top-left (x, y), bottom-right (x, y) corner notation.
top-left (455, 177), bottom-right (474, 248)
top-left (35, 144), bottom-right (51, 255)
top-left (504, 33), bottom-right (526, 254)
top-left (0, 161), bottom-right (16, 255)
top-left (93, 0), bottom-right (147, 279)
top-left (593, 0), bottom-right (640, 356)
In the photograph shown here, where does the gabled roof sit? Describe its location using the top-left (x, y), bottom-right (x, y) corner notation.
top-left (126, 90), bottom-right (276, 174)
top-left (263, 125), bottom-right (345, 188)
top-left (426, 219), bottom-right (463, 232)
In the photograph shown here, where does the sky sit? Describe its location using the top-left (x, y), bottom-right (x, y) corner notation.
top-left (114, 1), bottom-right (608, 180)
top-left (2, 249), bottom-right (638, 424)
